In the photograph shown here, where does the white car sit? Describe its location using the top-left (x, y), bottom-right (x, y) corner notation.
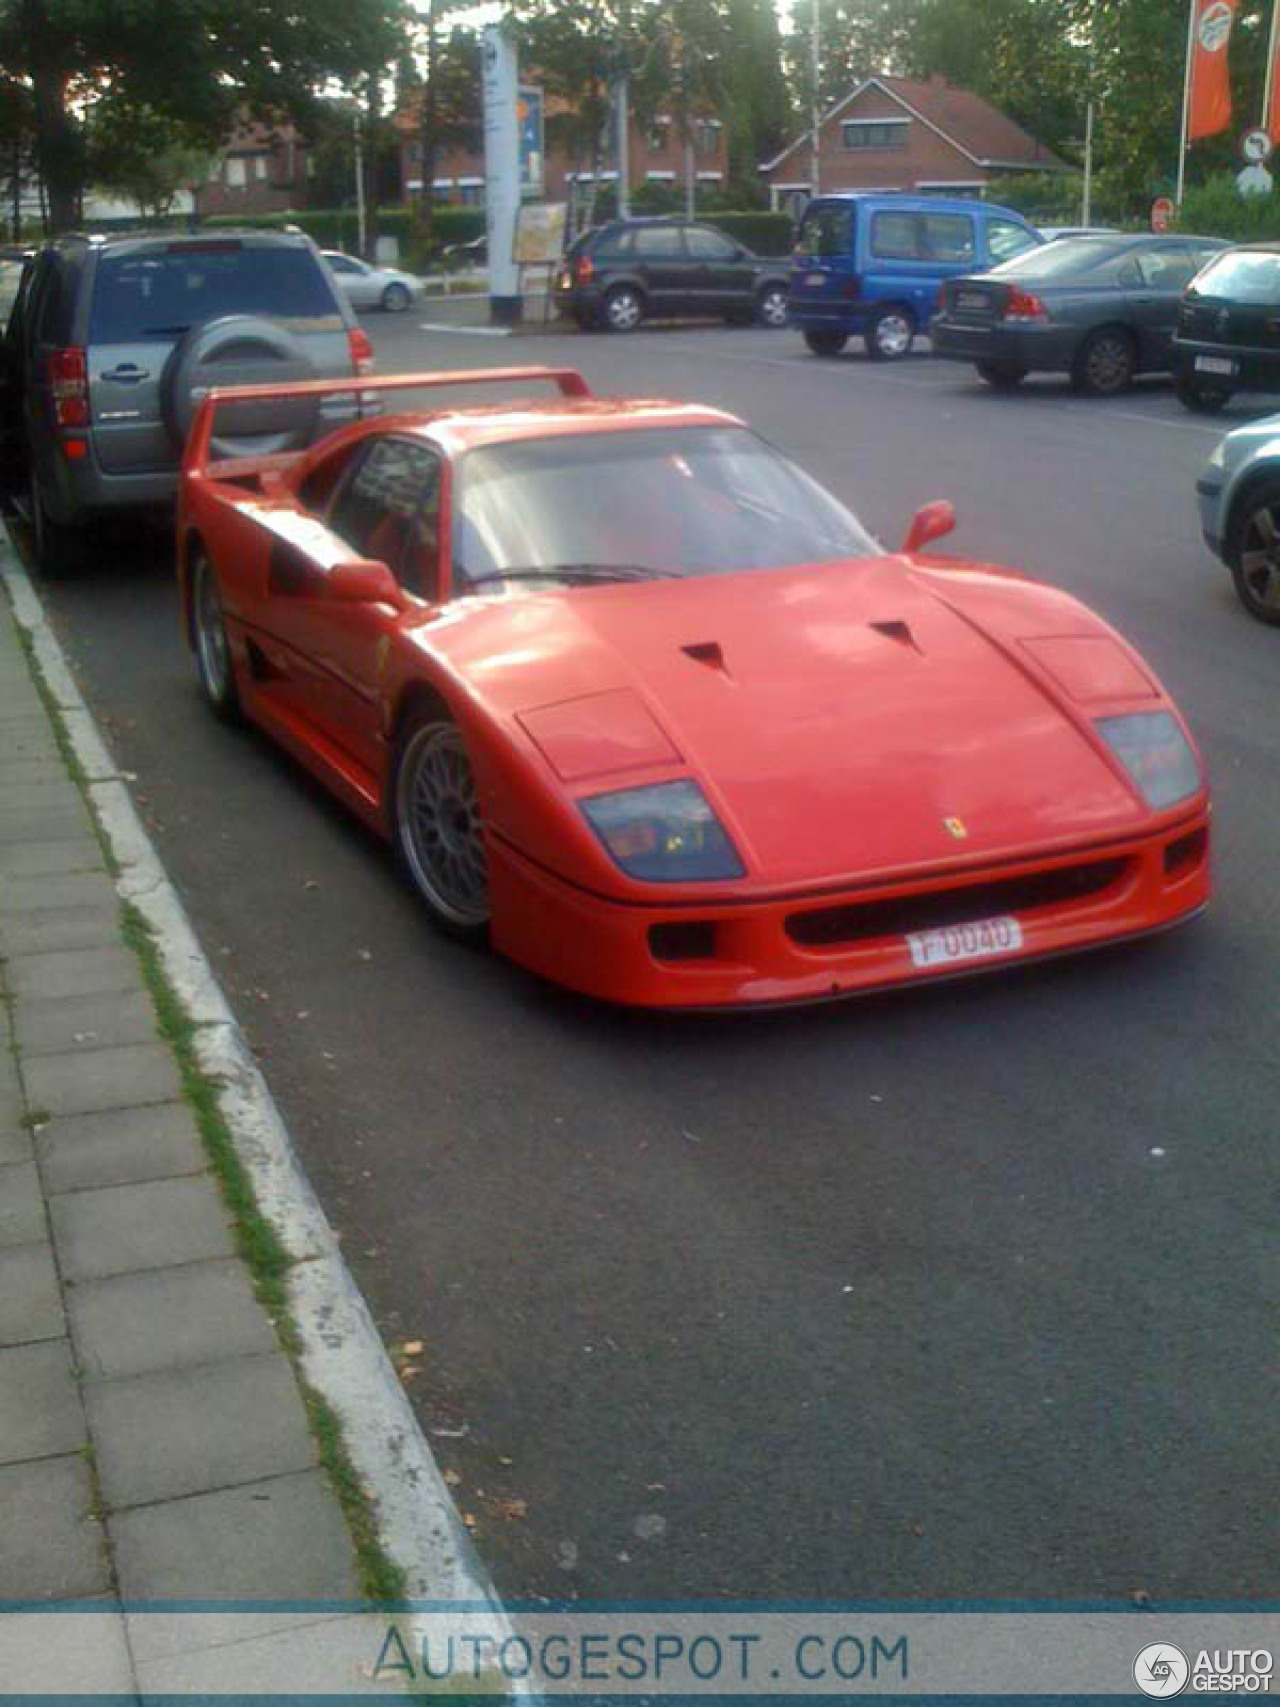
top-left (321, 251), bottom-right (424, 313)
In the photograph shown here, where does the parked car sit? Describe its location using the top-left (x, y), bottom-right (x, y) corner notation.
top-left (787, 194), bottom-right (1042, 360)
top-left (1036, 225), bottom-right (1121, 242)
top-left (179, 363), bottom-right (1210, 1008)
top-left (0, 228), bottom-right (374, 575)
top-left (1173, 243), bottom-right (1280, 413)
top-left (931, 233), bottom-right (1227, 395)
top-left (321, 250), bottom-right (424, 312)
top-left (0, 248), bottom-right (30, 318)
top-left (1195, 411), bottom-right (1280, 622)
top-left (552, 219), bottom-right (790, 333)
top-left (442, 234), bottom-right (486, 270)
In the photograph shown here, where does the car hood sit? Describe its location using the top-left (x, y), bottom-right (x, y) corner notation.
top-left (425, 561), bottom-right (1157, 887)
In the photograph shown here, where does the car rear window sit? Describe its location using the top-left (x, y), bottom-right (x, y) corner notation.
top-left (794, 204), bottom-right (854, 260)
top-left (1189, 249), bottom-right (1280, 304)
top-left (88, 243), bottom-right (343, 343)
top-left (990, 237), bottom-right (1131, 279)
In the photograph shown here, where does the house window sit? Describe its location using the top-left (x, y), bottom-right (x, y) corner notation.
top-left (409, 141), bottom-right (423, 163)
top-left (648, 122), bottom-right (669, 154)
top-left (254, 156), bottom-right (267, 181)
top-left (841, 120), bottom-right (908, 151)
top-left (694, 120), bottom-right (719, 158)
top-left (226, 157), bottom-right (247, 188)
top-left (458, 183), bottom-right (485, 208)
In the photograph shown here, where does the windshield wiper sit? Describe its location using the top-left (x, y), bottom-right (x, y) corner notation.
top-left (465, 563), bottom-right (677, 588)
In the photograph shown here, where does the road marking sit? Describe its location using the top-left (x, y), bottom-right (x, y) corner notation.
top-left (417, 321), bottom-right (512, 336)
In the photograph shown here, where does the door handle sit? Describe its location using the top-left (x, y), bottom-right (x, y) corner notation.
top-left (100, 364), bottom-right (151, 384)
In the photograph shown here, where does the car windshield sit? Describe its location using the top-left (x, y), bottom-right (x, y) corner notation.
top-left (452, 424), bottom-right (881, 591)
top-left (988, 237), bottom-right (1129, 279)
top-left (88, 242), bottom-right (343, 341)
top-left (1188, 250), bottom-right (1280, 303)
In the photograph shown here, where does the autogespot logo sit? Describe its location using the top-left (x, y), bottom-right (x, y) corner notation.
top-left (1135, 1644), bottom-right (1191, 1698)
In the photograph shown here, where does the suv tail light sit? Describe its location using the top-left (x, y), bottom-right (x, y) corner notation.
top-left (575, 255), bottom-right (594, 285)
top-left (50, 347), bottom-right (88, 428)
top-left (1002, 287), bottom-right (1049, 323)
top-left (348, 328), bottom-right (374, 375)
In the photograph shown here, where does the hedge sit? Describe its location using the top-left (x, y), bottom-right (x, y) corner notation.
top-left (1174, 173), bottom-right (1280, 242)
top-left (707, 212), bottom-right (795, 256)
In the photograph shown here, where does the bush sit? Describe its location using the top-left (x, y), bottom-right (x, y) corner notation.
top-left (1176, 173), bottom-right (1280, 242)
top-left (708, 211), bottom-right (794, 255)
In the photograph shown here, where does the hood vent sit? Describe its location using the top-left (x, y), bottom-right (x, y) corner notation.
top-left (869, 619), bottom-right (921, 653)
top-left (682, 640), bottom-right (730, 676)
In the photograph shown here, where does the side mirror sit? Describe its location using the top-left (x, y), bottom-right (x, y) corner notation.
top-left (902, 500), bottom-right (956, 555)
top-left (327, 559), bottom-right (408, 610)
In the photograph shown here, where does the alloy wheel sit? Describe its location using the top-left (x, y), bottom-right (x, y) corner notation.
top-left (396, 721), bottom-right (489, 929)
top-left (1236, 499), bottom-right (1280, 623)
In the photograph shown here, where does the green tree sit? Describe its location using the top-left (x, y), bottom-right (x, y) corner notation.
top-left (720, 0), bottom-right (792, 191)
top-left (85, 100), bottom-right (212, 220)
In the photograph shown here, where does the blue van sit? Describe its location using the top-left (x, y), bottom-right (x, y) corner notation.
top-left (787, 194), bottom-right (1042, 359)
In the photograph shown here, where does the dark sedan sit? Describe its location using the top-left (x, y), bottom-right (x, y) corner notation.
top-left (553, 218), bottom-right (791, 333)
top-left (1174, 243), bottom-right (1280, 412)
top-left (930, 233), bottom-right (1227, 396)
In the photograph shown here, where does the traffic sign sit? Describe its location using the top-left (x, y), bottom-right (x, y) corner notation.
top-left (1150, 196), bottom-right (1175, 233)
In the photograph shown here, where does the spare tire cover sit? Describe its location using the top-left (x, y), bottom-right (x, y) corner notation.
top-left (162, 314), bottom-right (323, 457)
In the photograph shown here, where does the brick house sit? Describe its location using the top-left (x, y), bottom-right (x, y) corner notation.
top-left (195, 117), bottom-right (313, 219)
top-left (760, 75), bottom-right (1066, 214)
top-left (396, 99), bottom-right (729, 206)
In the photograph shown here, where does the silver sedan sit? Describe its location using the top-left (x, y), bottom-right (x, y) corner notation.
top-left (1197, 412), bottom-right (1280, 623)
top-left (322, 251), bottom-right (424, 313)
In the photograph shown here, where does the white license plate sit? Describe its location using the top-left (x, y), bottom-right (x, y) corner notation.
top-left (956, 291), bottom-right (988, 309)
top-left (906, 914), bottom-right (1023, 969)
top-left (1195, 355), bottom-right (1236, 375)
top-left (805, 272), bottom-right (825, 286)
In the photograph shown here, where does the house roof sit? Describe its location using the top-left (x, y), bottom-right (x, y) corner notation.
top-left (760, 74), bottom-right (1068, 176)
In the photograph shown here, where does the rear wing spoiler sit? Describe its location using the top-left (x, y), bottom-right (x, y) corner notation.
top-left (182, 366), bottom-right (592, 478)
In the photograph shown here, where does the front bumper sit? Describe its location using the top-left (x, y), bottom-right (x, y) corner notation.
top-left (487, 813), bottom-right (1211, 1009)
top-left (1195, 475), bottom-right (1226, 560)
top-left (930, 317), bottom-right (1081, 371)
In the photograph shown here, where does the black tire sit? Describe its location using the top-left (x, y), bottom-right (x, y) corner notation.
top-left (803, 330), bottom-right (847, 357)
top-left (865, 305), bottom-right (915, 360)
top-left (976, 360), bottom-right (1027, 391)
top-left (755, 283), bottom-right (789, 329)
top-left (1070, 327), bottom-right (1136, 397)
top-left (392, 711), bottom-right (490, 942)
top-left (190, 551), bottom-right (241, 720)
top-left (602, 285), bottom-right (643, 333)
top-left (1226, 478), bottom-right (1280, 625)
top-left (381, 282), bottom-right (411, 312)
top-left (1175, 370), bottom-right (1232, 414)
top-left (28, 471), bottom-right (88, 578)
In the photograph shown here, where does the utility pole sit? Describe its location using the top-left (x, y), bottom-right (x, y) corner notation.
top-left (353, 110), bottom-right (367, 257)
top-left (617, 70), bottom-right (630, 218)
top-left (811, 0), bottom-right (821, 196)
top-left (1081, 101), bottom-right (1094, 226)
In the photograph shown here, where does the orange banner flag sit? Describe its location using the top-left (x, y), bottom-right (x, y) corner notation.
top-left (1188, 0), bottom-right (1238, 141)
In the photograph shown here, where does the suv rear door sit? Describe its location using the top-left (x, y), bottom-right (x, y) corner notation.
top-left (87, 236), bottom-right (356, 476)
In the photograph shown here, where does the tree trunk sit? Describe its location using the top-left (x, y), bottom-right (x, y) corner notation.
top-left (29, 61), bottom-right (79, 233)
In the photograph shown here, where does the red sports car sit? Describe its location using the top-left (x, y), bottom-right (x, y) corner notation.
top-left (178, 366), bottom-right (1210, 1008)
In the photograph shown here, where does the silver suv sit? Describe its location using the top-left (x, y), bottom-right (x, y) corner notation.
top-left (0, 229), bottom-right (374, 574)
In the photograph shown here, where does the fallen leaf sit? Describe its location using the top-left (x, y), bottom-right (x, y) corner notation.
top-left (462, 1512), bottom-right (478, 1529)
top-left (444, 1469), bottom-right (462, 1488)
top-left (494, 1498), bottom-right (528, 1521)
top-left (399, 1364), bottom-right (423, 1381)
top-left (402, 1339), bottom-right (425, 1356)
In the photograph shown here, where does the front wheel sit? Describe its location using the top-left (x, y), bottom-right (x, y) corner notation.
top-left (976, 360), bottom-right (1027, 391)
top-left (603, 286), bottom-right (643, 333)
top-left (1071, 328), bottom-right (1135, 396)
top-left (803, 330), bottom-right (847, 357)
top-left (1176, 370), bottom-right (1232, 413)
top-left (382, 282), bottom-right (411, 312)
top-left (1228, 479), bottom-right (1280, 625)
top-left (865, 306), bottom-right (915, 360)
top-left (755, 284), bottom-right (789, 329)
top-left (191, 552), bottom-right (240, 720)
top-left (393, 714), bottom-right (490, 941)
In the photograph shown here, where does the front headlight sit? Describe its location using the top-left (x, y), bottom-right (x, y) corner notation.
top-left (1206, 437), bottom-right (1228, 470)
top-left (580, 780), bottom-right (745, 881)
top-left (1095, 711), bottom-right (1202, 810)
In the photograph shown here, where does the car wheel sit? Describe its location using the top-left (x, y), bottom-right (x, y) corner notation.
top-left (602, 285), bottom-right (643, 333)
top-left (393, 713), bottom-right (490, 941)
top-left (191, 551), bottom-right (240, 720)
top-left (976, 360), bottom-right (1027, 391)
top-left (803, 330), bottom-right (847, 356)
top-left (865, 306), bottom-right (915, 360)
top-left (1175, 370), bottom-right (1232, 413)
top-left (382, 282), bottom-right (411, 312)
top-left (756, 284), bottom-right (789, 329)
top-left (1228, 479), bottom-right (1280, 625)
top-left (1071, 328), bottom-right (1136, 397)
top-left (28, 471), bottom-right (88, 578)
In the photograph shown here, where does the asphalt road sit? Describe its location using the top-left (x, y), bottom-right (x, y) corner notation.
top-left (26, 308), bottom-right (1279, 1606)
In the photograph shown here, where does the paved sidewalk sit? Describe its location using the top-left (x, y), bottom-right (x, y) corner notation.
top-left (0, 594), bottom-right (378, 1691)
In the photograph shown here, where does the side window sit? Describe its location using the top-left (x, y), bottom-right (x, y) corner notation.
top-left (633, 226), bottom-right (681, 259)
top-left (986, 219), bottom-right (1037, 264)
top-left (329, 437), bottom-right (441, 598)
top-left (1132, 244), bottom-right (1198, 290)
top-left (327, 254), bottom-right (361, 275)
top-left (919, 213), bottom-right (974, 264)
top-left (870, 211), bottom-right (921, 260)
top-left (684, 226), bottom-right (738, 261)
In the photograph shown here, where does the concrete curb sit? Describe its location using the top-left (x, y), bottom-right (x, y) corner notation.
top-left (0, 534), bottom-right (506, 1613)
